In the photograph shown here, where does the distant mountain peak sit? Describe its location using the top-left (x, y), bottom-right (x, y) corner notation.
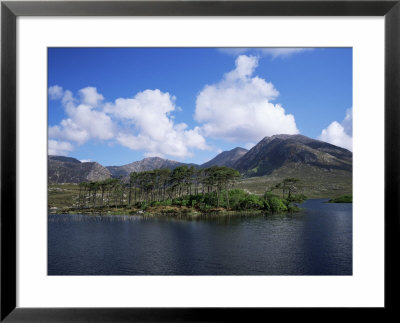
top-left (48, 134), bottom-right (352, 184)
top-left (234, 134), bottom-right (352, 177)
top-left (231, 147), bottom-right (248, 152)
top-left (201, 147), bottom-right (248, 169)
top-left (48, 156), bottom-right (111, 183)
top-left (260, 134), bottom-right (308, 143)
top-left (106, 156), bottom-right (198, 178)
top-left (142, 156), bottom-right (164, 161)
top-left (48, 155), bottom-right (81, 164)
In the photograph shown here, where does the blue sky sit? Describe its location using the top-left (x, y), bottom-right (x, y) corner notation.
top-left (48, 47), bottom-right (352, 166)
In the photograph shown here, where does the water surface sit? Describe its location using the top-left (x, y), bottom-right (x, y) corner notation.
top-left (48, 199), bottom-right (352, 275)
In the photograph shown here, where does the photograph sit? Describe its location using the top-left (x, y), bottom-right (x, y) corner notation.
top-left (47, 47), bottom-right (352, 276)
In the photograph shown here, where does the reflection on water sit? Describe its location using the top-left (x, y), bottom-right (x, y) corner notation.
top-left (48, 199), bottom-right (352, 275)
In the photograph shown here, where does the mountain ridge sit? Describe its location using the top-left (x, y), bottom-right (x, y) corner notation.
top-left (48, 134), bottom-right (352, 185)
top-left (201, 147), bottom-right (248, 169)
top-left (48, 156), bottom-right (111, 183)
top-left (106, 157), bottom-right (198, 178)
top-left (234, 134), bottom-right (352, 177)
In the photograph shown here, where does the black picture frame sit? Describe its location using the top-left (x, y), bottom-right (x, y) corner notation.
top-left (1, 0), bottom-right (399, 321)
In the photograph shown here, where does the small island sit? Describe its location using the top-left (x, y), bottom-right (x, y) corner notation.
top-left (49, 166), bottom-right (306, 216)
top-left (327, 195), bottom-right (352, 203)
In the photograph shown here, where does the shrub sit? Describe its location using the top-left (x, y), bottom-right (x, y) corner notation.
top-left (267, 196), bottom-right (287, 213)
top-left (164, 199), bottom-right (172, 206)
top-left (287, 194), bottom-right (307, 203)
top-left (240, 194), bottom-right (264, 210)
top-left (263, 199), bottom-right (270, 212)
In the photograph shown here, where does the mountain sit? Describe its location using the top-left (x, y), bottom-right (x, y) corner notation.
top-left (106, 157), bottom-right (198, 178)
top-left (200, 147), bottom-right (248, 168)
top-left (48, 156), bottom-right (81, 164)
top-left (48, 156), bottom-right (111, 183)
top-left (234, 134), bottom-right (352, 177)
top-left (48, 134), bottom-right (352, 198)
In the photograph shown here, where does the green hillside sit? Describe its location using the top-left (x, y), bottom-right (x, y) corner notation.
top-left (235, 164), bottom-right (352, 198)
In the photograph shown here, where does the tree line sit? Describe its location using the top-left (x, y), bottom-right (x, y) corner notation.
top-left (77, 165), bottom-right (240, 209)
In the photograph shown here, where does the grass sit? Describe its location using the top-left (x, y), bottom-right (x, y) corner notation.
top-left (235, 164), bottom-right (352, 199)
top-left (48, 183), bottom-right (80, 208)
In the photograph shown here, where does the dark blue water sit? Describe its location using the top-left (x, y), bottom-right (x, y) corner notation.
top-left (48, 199), bottom-right (352, 275)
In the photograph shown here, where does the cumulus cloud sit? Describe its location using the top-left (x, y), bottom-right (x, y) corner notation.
top-left (49, 86), bottom-right (209, 159)
top-left (218, 48), bottom-right (313, 58)
top-left (49, 119), bottom-right (89, 145)
top-left (49, 88), bottom-right (114, 145)
top-left (48, 85), bottom-right (64, 100)
top-left (195, 55), bottom-right (298, 143)
top-left (79, 87), bottom-right (104, 107)
top-left (105, 89), bottom-right (210, 158)
top-left (48, 139), bottom-right (74, 155)
top-left (341, 108), bottom-right (353, 136)
top-left (319, 108), bottom-right (353, 151)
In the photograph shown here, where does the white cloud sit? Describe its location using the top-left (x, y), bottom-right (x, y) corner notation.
top-left (70, 104), bottom-right (114, 140)
top-left (259, 48), bottom-right (313, 58)
top-left (342, 108), bottom-right (353, 136)
top-left (49, 87), bottom-right (114, 147)
top-left (105, 89), bottom-right (210, 158)
top-left (49, 119), bottom-right (89, 145)
top-left (195, 55), bottom-right (298, 143)
top-left (48, 85), bottom-right (64, 100)
top-left (319, 108), bottom-right (353, 151)
top-left (79, 87), bottom-right (104, 107)
top-left (143, 152), bottom-right (167, 158)
top-left (49, 85), bottom-right (210, 158)
top-left (79, 159), bottom-right (92, 163)
top-left (48, 139), bottom-right (74, 155)
top-left (218, 48), bottom-right (313, 58)
top-left (48, 87), bottom-right (115, 156)
top-left (225, 55), bottom-right (259, 80)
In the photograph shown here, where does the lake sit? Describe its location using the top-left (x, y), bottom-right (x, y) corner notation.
top-left (48, 199), bottom-right (352, 275)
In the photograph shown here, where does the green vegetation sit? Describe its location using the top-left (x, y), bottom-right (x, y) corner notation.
top-left (48, 166), bottom-right (306, 216)
top-left (48, 183), bottom-right (81, 208)
top-left (328, 195), bottom-right (352, 203)
top-left (235, 164), bottom-right (352, 199)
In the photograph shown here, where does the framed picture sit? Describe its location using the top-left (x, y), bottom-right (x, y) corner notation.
top-left (1, 0), bottom-right (399, 321)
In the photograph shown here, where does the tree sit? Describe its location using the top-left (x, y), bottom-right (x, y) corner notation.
top-left (89, 181), bottom-right (99, 208)
top-left (158, 168), bottom-right (171, 201)
top-left (128, 172), bottom-right (138, 206)
top-left (204, 166), bottom-right (240, 208)
top-left (75, 165), bottom-right (248, 212)
top-left (170, 166), bottom-right (188, 198)
top-left (78, 182), bottom-right (88, 207)
top-left (283, 178), bottom-right (300, 199)
top-left (99, 179), bottom-right (109, 207)
top-left (273, 178), bottom-right (300, 199)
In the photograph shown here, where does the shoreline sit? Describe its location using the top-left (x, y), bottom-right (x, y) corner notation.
top-left (48, 206), bottom-right (297, 217)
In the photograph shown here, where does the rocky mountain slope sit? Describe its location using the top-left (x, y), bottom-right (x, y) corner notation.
top-left (48, 156), bottom-right (111, 183)
top-left (48, 134), bottom-right (352, 197)
top-left (106, 157), bottom-right (197, 178)
top-left (201, 147), bottom-right (248, 168)
top-left (234, 134), bottom-right (352, 177)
